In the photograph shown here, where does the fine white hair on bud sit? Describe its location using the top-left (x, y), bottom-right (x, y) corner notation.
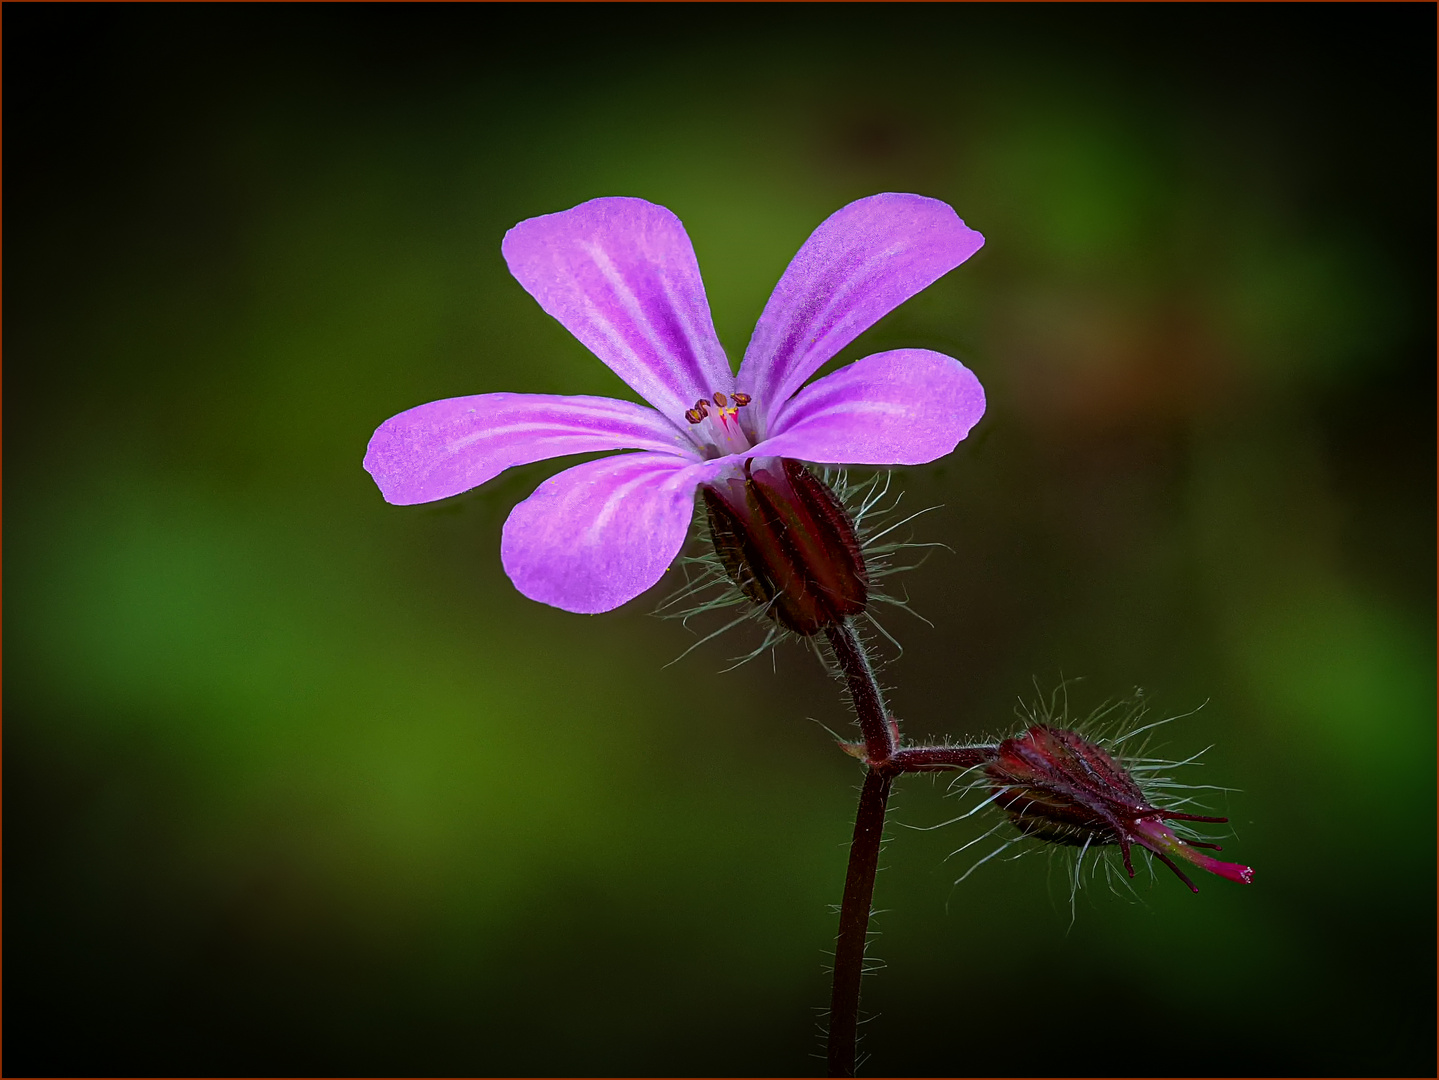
top-left (936, 680), bottom-right (1250, 918)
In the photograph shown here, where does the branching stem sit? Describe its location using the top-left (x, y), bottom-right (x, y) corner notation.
top-left (821, 616), bottom-right (998, 1077)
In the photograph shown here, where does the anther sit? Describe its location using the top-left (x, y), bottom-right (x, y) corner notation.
top-left (685, 408), bottom-right (703, 424)
top-left (693, 398), bottom-right (711, 418)
top-left (713, 391), bottom-right (728, 408)
top-left (732, 392), bottom-right (751, 407)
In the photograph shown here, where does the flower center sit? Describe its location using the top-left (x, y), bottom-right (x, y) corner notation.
top-left (684, 391), bottom-right (755, 458)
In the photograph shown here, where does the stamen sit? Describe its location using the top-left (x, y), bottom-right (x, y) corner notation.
top-left (732, 392), bottom-right (750, 407)
top-left (681, 390), bottom-right (755, 457)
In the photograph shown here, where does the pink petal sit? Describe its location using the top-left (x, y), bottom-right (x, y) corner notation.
top-left (737, 194), bottom-right (984, 434)
top-left (750, 349), bottom-right (985, 467)
top-left (502, 197), bottom-right (734, 426)
top-left (364, 393), bottom-right (695, 505)
top-left (501, 451), bottom-right (727, 613)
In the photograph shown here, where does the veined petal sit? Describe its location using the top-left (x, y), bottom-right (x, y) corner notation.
top-left (737, 194), bottom-right (984, 434)
top-left (750, 349), bottom-right (985, 467)
top-left (501, 451), bottom-right (728, 614)
top-left (364, 392), bottom-right (695, 505)
top-left (502, 197), bottom-right (734, 425)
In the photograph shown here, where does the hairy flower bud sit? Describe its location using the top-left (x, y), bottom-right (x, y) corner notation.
top-left (701, 458), bottom-right (869, 637)
top-left (985, 724), bottom-right (1253, 892)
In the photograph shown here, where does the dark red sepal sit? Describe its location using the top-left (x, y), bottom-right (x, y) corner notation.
top-left (702, 458), bottom-right (868, 637)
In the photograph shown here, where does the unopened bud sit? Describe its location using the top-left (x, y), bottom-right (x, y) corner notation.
top-left (985, 724), bottom-right (1253, 892)
top-left (701, 458), bottom-right (869, 637)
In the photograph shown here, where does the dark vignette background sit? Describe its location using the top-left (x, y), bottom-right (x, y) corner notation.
top-left (5, 4), bottom-right (1435, 1076)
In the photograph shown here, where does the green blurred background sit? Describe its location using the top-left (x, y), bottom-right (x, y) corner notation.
top-left (6, 5), bottom-right (1434, 1076)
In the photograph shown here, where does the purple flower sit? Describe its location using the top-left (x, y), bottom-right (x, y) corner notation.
top-left (364, 194), bottom-right (986, 613)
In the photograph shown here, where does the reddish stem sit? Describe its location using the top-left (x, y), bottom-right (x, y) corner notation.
top-left (826, 766), bottom-right (892, 1078)
top-left (888, 745), bottom-right (997, 772)
top-left (824, 619), bottom-right (898, 765)
top-left (821, 617), bottom-right (998, 1075)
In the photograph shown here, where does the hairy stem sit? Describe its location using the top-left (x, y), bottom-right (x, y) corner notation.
top-left (824, 618), bottom-right (897, 764)
top-left (890, 745), bottom-right (997, 772)
top-left (820, 615), bottom-right (997, 1075)
top-left (827, 766), bottom-right (892, 1078)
